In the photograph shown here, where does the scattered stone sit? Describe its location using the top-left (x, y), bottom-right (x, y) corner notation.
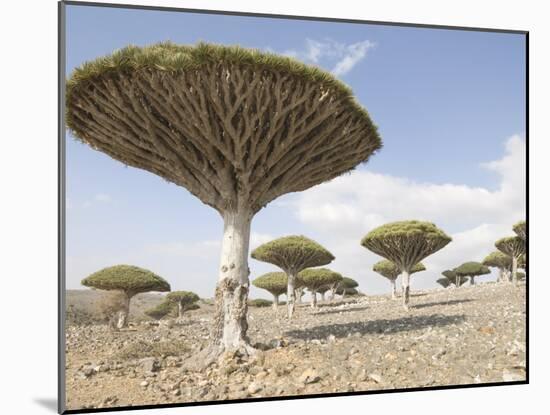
top-left (299, 368), bottom-right (321, 385)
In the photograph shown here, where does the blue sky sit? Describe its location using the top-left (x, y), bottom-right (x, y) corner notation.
top-left (65, 4), bottom-right (526, 297)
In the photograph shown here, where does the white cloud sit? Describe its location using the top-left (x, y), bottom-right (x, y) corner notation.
top-left (290, 135), bottom-right (526, 293)
top-left (279, 38), bottom-right (375, 77)
top-left (94, 193), bottom-right (112, 203)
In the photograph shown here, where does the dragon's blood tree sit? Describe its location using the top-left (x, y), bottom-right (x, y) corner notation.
top-left (442, 269), bottom-right (468, 287)
top-left (482, 251), bottom-right (513, 283)
top-left (436, 278), bottom-right (451, 288)
top-left (362, 221), bottom-right (451, 310)
top-left (299, 268), bottom-right (343, 309)
top-left (145, 300), bottom-right (176, 320)
top-left (372, 259), bottom-right (425, 299)
top-left (166, 291), bottom-right (200, 319)
top-left (495, 236), bottom-right (526, 286)
top-left (454, 261), bottom-right (490, 285)
top-left (252, 272), bottom-right (289, 310)
top-left (66, 43), bottom-right (381, 359)
top-left (513, 220), bottom-right (526, 241)
top-left (251, 235), bottom-right (334, 318)
top-left (81, 265), bottom-right (170, 329)
top-left (336, 277), bottom-right (359, 299)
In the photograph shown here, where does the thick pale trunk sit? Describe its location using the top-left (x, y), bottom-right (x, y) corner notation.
top-left (402, 271), bottom-right (411, 311)
top-left (116, 292), bottom-right (131, 329)
top-left (455, 276), bottom-right (460, 287)
top-left (311, 291), bottom-right (317, 308)
top-left (512, 256), bottom-right (518, 286)
top-left (391, 279), bottom-right (397, 299)
top-left (470, 276), bottom-right (476, 285)
top-left (177, 302), bottom-right (184, 319)
top-left (210, 210), bottom-right (253, 354)
top-left (272, 294), bottom-right (279, 310)
top-left (498, 268), bottom-right (504, 283)
top-left (320, 292), bottom-right (325, 302)
top-left (287, 273), bottom-right (297, 319)
top-left (342, 289), bottom-right (347, 300)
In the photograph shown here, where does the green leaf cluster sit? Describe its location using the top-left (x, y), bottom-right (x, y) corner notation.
top-left (81, 265), bottom-right (171, 295)
top-left (251, 235), bottom-right (334, 273)
top-left (166, 291), bottom-right (200, 305)
top-left (252, 272), bottom-right (294, 296)
top-left (482, 251), bottom-right (513, 269)
top-left (298, 268), bottom-right (343, 291)
top-left (67, 42), bottom-right (382, 144)
top-left (248, 298), bottom-right (273, 307)
top-left (495, 236), bottom-right (525, 258)
top-left (454, 261), bottom-right (491, 277)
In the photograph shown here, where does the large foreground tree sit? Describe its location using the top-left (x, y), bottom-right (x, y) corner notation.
top-left (251, 272), bottom-right (290, 310)
top-left (251, 235), bottom-right (334, 319)
top-left (454, 261), bottom-right (490, 285)
top-left (361, 221), bottom-right (451, 310)
top-left (372, 260), bottom-right (425, 299)
top-left (482, 251), bottom-right (513, 283)
top-left (299, 268), bottom-right (343, 308)
top-left (81, 265), bottom-right (170, 328)
top-left (66, 43), bottom-right (381, 359)
top-left (495, 236), bottom-right (525, 286)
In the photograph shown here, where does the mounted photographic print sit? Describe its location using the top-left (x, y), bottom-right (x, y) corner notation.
top-left (59, 1), bottom-right (528, 413)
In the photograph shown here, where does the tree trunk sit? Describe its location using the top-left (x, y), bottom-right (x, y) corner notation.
top-left (209, 209), bottom-right (254, 357)
top-left (498, 268), bottom-right (504, 283)
top-left (455, 276), bottom-right (460, 287)
top-left (116, 292), bottom-right (131, 329)
top-left (320, 292), bottom-right (325, 302)
top-left (402, 271), bottom-right (411, 311)
top-left (470, 276), bottom-right (476, 285)
top-left (311, 291), bottom-right (317, 308)
top-left (330, 285), bottom-right (337, 301)
top-left (177, 301), bottom-right (184, 319)
top-left (272, 294), bottom-right (279, 310)
top-left (342, 289), bottom-right (347, 300)
top-left (295, 287), bottom-right (303, 304)
top-left (391, 279), bottom-right (397, 299)
top-left (512, 256), bottom-right (518, 286)
top-left (287, 273), bottom-right (297, 319)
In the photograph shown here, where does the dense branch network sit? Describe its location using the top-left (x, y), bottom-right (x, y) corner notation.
top-left (67, 43), bottom-right (382, 214)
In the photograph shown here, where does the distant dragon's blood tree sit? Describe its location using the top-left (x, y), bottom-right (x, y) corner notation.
top-left (252, 272), bottom-right (289, 310)
top-left (166, 291), bottom-right (200, 319)
top-left (251, 236), bottom-right (334, 319)
top-left (442, 269), bottom-right (468, 287)
top-left (145, 300), bottom-right (176, 320)
top-left (299, 268), bottom-right (343, 309)
top-left (336, 277), bottom-right (359, 299)
top-left (372, 260), bottom-right (425, 299)
top-left (513, 220), bottom-right (526, 241)
top-left (362, 221), bottom-right (451, 310)
top-left (495, 236), bottom-right (526, 286)
top-left (81, 265), bottom-right (171, 329)
top-left (454, 261), bottom-right (490, 285)
top-left (436, 278), bottom-right (451, 288)
top-left (482, 251), bottom-right (513, 283)
top-left (66, 43), bottom-right (381, 358)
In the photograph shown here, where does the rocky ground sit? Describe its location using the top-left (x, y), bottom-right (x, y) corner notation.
top-left (64, 282), bottom-right (526, 410)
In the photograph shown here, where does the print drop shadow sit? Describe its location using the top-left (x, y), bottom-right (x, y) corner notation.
top-left (284, 314), bottom-right (466, 340)
top-left (33, 398), bottom-right (57, 412)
